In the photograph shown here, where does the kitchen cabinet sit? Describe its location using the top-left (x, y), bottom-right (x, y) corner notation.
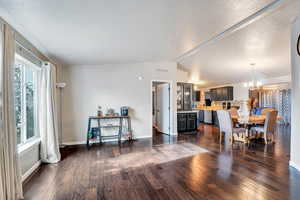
top-left (198, 110), bottom-right (204, 123)
top-left (177, 83), bottom-right (193, 111)
top-left (187, 113), bottom-right (197, 131)
top-left (177, 112), bottom-right (197, 132)
top-left (210, 89), bottom-right (216, 101)
top-left (177, 84), bottom-right (184, 110)
top-left (210, 86), bottom-right (233, 101)
top-left (177, 113), bottom-right (187, 132)
top-left (212, 111), bottom-right (219, 127)
top-left (194, 90), bottom-right (201, 102)
top-left (205, 91), bottom-right (211, 100)
top-left (183, 84), bottom-right (192, 110)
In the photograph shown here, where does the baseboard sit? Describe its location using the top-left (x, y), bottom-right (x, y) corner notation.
top-left (62, 135), bottom-right (152, 146)
top-left (22, 160), bottom-right (41, 183)
top-left (289, 161), bottom-right (300, 171)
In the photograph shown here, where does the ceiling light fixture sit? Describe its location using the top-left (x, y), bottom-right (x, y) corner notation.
top-left (243, 63), bottom-right (262, 89)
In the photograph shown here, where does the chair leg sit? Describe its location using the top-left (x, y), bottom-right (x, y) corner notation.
top-left (271, 133), bottom-right (275, 143)
top-left (219, 131), bottom-right (222, 144)
top-left (245, 132), bottom-right (249, 144)
top-left (231, 133), bottom-right (234, 145)
top-left (264, 132), bottom-right (268, 144)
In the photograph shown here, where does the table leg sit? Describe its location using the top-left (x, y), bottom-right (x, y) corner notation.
top-left (128, 117), bottom-right (132, 140)
top-left (118, 118), bottom-right (123, 144)
top-left (97, 119), bottom-right (102, 145)
top-left (87, 118), bottom-right (91, 149)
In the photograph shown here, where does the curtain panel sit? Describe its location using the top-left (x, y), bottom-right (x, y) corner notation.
top-left (259, 89), bottom-right (291, 124)
top-left (39, 62), bottom-right (61, 163)
top-left (0, 24), bottom-right (23, 200)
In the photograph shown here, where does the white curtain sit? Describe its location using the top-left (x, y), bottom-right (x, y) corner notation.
top-left (260, 89), bottom-right (291, 124)
top-left (0, 24), bottom-right (23, 200)
top-left (39, 62), bottom-right (61, 163)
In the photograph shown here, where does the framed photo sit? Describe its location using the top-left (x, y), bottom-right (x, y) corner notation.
top-left (297, 34), bottom-right (300, 56)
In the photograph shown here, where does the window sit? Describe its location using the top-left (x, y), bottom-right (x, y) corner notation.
top-left (14, 54), bottom-right (40, 145)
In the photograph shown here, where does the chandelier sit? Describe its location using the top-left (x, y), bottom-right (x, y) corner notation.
top-left (243, 63), bottom-right (262, 89)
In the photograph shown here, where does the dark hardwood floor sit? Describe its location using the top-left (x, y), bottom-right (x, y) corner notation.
top-left (23, 124), bottom-right (300, 200)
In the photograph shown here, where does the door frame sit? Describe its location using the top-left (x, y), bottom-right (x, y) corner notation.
top-left (151, 80), bottom-right (173, 136)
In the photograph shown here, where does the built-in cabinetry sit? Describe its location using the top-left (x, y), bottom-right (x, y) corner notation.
top-left (177, 112), bottom-right (197, 132)
top-left (212, 111), bottom-right (219, 127)
top-left (177, 83), bottom-right (193, 111)
top-left (210, 86), bottom-right (233, 101)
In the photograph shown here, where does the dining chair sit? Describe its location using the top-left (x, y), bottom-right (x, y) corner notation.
top-left (261, 108), bottom-right (275, 115)
top-left (217, 110), bottom-right (247, 144)
top-left (229, 107), bottom-right (239, 117)
top-left (229, 107), bottom-right (239, 127)
top-left (251, 110), bottom-right (278, 144)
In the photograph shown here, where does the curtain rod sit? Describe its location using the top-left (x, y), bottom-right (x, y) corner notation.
top-left (15, 40), bottom-right (44, 64)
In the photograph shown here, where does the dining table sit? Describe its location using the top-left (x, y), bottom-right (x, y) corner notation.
top-left (231, 114), bottom-right (283, 124)
top-left (230, 114), bottom-right (284, 143)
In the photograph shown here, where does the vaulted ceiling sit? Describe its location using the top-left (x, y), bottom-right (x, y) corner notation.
top-left (0, 0), bottom-right (299, 87)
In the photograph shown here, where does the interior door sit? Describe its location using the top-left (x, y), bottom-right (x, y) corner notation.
top-left (156, 83), bottom-right (170, 134)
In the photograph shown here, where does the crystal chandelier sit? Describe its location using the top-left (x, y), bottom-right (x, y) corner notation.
top-left (243, 63), bottom-right (262, 89)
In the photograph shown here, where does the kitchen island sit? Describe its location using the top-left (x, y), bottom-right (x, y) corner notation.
top-left (194, 106), bottom-right (225, 127)
top-left (177, 107), bottom-right (224, 132)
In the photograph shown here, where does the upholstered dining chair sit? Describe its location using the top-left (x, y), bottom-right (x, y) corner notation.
top-left (229, 107), bottom-right (239, 127)
top-left (229, 107), bottom-right (239, 117)
top-left (217, 110), bottom-right (247, 144)
top-left (261, 108), bottom-right (275, 116)
top-left (251, 110), bottom-right (278, 144)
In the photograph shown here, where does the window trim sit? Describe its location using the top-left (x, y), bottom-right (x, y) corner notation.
top-left (15, 54), bottom-right (41, 149)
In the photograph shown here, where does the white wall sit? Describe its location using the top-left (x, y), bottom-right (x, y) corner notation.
top-left (61, 62), bottom-right (178, 144)
top-left (176, 68), bottom-right (189, 82)
top-left (290, 17), bottom-right (300, 171)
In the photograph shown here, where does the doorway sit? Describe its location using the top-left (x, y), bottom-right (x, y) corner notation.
top-left (152, 81), bottom-right (171, 137)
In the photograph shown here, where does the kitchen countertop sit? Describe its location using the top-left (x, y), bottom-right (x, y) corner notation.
top-left (193, 107), bottom-right (226, 111)
top-left (177, 110), bottom-right (199, 113)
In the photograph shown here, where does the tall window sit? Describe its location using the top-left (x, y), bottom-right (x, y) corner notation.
top-left (14, 54), bottom-right (40, 145)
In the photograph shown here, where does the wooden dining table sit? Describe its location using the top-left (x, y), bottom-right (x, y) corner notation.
top-left (231, 115), bottom-right (284, 125)
top-left (230, 115), bottom-right (283, 143)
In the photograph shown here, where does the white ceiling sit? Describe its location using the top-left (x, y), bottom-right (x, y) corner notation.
top-left (181, 0), bottom-right (300, 87)
top-left (0, 0), bottom-right (299, 86)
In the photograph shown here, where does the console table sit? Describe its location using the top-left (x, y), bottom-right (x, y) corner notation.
top-left (86, 116), bottom-right (132, 149)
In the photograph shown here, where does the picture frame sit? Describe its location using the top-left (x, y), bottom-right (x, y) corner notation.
top-left (297, 34), bottom-right (300, 56)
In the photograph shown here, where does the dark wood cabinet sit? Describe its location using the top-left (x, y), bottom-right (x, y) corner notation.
top-left (177, 112), bottom-right (197, 132)
top-left (177, 113), bottom-right (187, 132)
top-left (216, 88), bottom-right (222, 101)
top-left (210, 89), bottom-right (216, 101)
top-left (205, 91), bottom-right (211, 100)
top-left (177, 83), bottom-right (193, 111)
top-left (194, 90), bottom-right (201, 102)
top-left (187, 113), bottom-right (197, 131)
top-left (210, 86), bottom-right (233, 101)
top-left (183, 84), bottom-right (192, 111)
top-left (228, 87), bottom-right (233, 100)
top-left (212, 111), bottom-right (219, 127)
top-left (177, 84), bottom-right (184, 110)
